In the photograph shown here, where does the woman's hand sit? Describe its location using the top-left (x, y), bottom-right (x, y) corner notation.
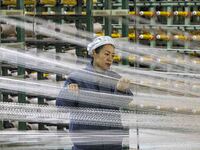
top-left (67, 83), bottom-right (79, 92)
top-left (128, 100), bottom-right (135, 108)
top-left (116, 77), bottom-right (130, 92)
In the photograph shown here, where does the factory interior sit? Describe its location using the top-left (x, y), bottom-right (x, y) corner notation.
top-left (1, 0), bottom-right (200, 149)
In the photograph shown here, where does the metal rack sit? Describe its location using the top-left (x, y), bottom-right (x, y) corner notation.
top-left (0, 1), bottom-right (26, 130)
top-left (0, 0), bottom-right (96, 132)
top-left (1, 0), bottom-right (200, 138)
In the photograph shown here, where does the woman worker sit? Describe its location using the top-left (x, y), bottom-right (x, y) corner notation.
top-left (56, 36), bottom-right (133, 150)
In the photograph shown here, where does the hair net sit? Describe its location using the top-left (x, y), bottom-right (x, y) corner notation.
top-left (87, 36), bottom-right (115, 56)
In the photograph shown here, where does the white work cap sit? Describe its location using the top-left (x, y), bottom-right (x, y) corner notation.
top-left (87, 36), bottom-right (115, 56)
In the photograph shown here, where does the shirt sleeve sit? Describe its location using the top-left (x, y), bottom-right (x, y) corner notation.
top-left (114, 88), bottom-right (133, 96)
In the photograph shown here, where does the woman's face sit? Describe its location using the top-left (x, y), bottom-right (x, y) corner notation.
top-left (93, 44), bottom-right (115, 70)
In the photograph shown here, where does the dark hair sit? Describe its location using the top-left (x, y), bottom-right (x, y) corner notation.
top-left (90, 45), bottom-right (105, 65)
